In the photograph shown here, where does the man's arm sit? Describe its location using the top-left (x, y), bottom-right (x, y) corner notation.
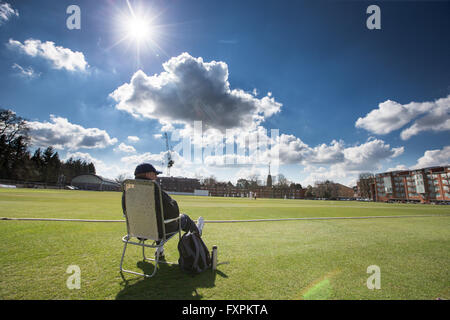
top-left (161, 190), bottom-right (180, 219)
top-left (121, 192), bottom-right (126, 217)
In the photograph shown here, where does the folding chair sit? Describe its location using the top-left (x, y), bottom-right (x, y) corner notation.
top-left (119, 179), bottom-right (181, 278)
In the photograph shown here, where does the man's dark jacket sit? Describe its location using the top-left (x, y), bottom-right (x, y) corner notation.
top-left (122, 179), bottom-right (180, 238)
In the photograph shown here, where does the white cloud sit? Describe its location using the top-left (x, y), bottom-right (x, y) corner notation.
top-left (0, 2), bottom-right (18, 25)
top-left (412, 146), bottom-right (450, 169)
top-left (400, 100), bottom-right (450, 140)
top-left (170, 123), bottom-right (403, 187)
top-left (274, 135), bottom-right (402, 169)
top-left (301, 165), bottom-right (348, 187)
top-left (275, 134), bottom-right (310, 164)
top-left (110, 52), bottom-right (282, 131)
top-left (63, 152), bottom-right (129, 180)
top-left (299, 139), bottom-right (404, 187)
top-left (8, 38), bottom-right (88, 72)
top-left (386, 164), bottom-right (409, 172)
top-left (27, 115), bottom-right (118, 150)
top-left (120, 150), bottom-right (212, 178)
top-left (355, 95), bottom-right (450, 140)
top-left (301, 145), bottom-right (447, 186)
top-left (127, 135), bottom-right (140, 142)
top-left (233, 166), bottom-right (267, 183)
top-left (114, 142), bottom-right (136, 153)
top-left (12, 63), bottom-right (40, 78)
top-left (121, 150), bottom-right (184, 167)
top-left (341, 139), bottom-right (403, 171)
top-left (303, 140), bottom-right (346, 165)
top-left (185, 124), bottom-right (403, 183)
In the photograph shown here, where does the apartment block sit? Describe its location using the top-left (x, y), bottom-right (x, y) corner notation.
top-left (373, 165), bottom-right (449, 203)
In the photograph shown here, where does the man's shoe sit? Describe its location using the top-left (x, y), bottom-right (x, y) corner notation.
top-left (197, 216), bottom-right (205, 236)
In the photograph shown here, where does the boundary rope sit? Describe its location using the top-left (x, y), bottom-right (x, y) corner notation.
top-left (1, 214), bottom-right (449, 223)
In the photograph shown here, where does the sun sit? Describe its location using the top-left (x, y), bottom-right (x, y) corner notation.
top-left (110, 0), bottom-right (168, 68)
top-left (125, 16), bottom-right (152, 42)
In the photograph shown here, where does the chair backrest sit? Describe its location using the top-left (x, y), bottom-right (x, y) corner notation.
top-left (122, 179), bottom-right (164, 241)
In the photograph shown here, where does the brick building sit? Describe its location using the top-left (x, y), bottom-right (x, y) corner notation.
top-left (158, 177), bottom-right (201, 193)
top-left (204, 185), bottom-right (305, 199)
top-left (372, 165), bottom-right (449, 203)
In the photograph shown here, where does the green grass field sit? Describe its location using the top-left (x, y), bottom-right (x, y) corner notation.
top-left (1, 188), bottom-right (449, 300)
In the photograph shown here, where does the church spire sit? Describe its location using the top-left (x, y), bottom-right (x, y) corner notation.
top-left (267, 162), bottom-right (272, 188)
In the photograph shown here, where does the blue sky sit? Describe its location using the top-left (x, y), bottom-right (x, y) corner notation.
top-left (0, 0), bottom-right (449, 186)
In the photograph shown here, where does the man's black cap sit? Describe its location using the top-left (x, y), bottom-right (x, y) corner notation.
top-left (134, 163), bottom-right (162, 176)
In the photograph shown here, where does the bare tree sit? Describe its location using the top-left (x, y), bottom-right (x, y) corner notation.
top-left (276, 173), bottom-right (289, 187)
top-left (248, 173), bottom-right (260, 187)
top-left (202, 175), bottom-right (217, 186)
top-left (314, 180), bottom-right (339, 199)
top-left (115, 173), bottom-right (130, 184)
top-left (0, 109), bottom-right (29, 144)
top-left (358, 173), bottom-right (375, 199)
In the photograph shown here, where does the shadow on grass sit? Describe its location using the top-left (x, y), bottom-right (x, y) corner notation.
top-left (116, 260), bottom-right (228, 300)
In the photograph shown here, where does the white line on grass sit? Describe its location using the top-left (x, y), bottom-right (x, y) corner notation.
top-left (1, 214), bottom-right (449, 223)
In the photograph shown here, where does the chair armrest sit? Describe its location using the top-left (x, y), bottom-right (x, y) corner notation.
top-left (164, 216), bottom-right (181, 224)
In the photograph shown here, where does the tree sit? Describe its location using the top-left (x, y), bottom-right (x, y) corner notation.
top-left (358, 172), bottom-right (375, 199)
top-left (276, 173), bottom-right (289, 187)
top-left (115, 173), bottom-right (129, 184)
top-left (30, 148), bottom-right (44, 181)
top-left (314, 180), bottom-right (339, 199)
top-left (0, 109), bottom-right (31, 180)
top-left (236, 178), bottom-right (250, 189)
top-left (41, 147), bottom-right (59, 183)
top-left (61, 157), bottom-right (96, 183)
top-left (248, 173), bottom-right (260, 187)
top-left (87, 162), bottom-right (96, 174)
top-left (0, 109), bottom-right (97, 185)
top-left (305, 185), bottom-right (315, 199)
top-left (0, 109), bottom-right (30, 144)
top-left (202, 175), bottom-right (217, 186)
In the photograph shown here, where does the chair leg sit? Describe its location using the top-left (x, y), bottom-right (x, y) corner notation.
top-left (120, 240), bottom-right (159, 278)
top-left (141, 239), bottom-right (158, 261)
top-left (119, 241), bottom-right (128, 272)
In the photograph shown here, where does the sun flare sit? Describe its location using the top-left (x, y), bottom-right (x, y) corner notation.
top-left (125, 16), bottom-right (152, 42)
top-left (111, 0), bottom-right (167, 68)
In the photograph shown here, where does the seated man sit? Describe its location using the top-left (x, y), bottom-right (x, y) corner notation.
top-left (122, 163), bottom-right (204, 259)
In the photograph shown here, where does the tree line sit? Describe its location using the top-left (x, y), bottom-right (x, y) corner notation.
top-left (304, 180), bottom-right (340, 199)
top-left (200, 173), bottom-right (302, 190)
top-left (304, 180), bottom-right (357, 200)
top-left (0, 109), bottom-right (96, 185)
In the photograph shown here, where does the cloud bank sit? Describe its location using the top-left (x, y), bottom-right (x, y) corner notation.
top-left (412, 146), bottom-right (450, 169)
top-left (110, 52), bottom-right (282, 131)
top-left (0, 2), bottom-right (18, 25)
top-left (27, 115), bottom-right (117, 150)
top-left (8, 38), bottom-right (88, 72)
top-left (355, 95), bottom-right (450, 140)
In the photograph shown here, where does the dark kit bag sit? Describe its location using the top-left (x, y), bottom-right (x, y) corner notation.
top-left (178, 231), bottom-right (211, 274)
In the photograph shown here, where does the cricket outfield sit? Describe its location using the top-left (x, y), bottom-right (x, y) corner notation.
top-left (0, 188), bottom-right (449, 300)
